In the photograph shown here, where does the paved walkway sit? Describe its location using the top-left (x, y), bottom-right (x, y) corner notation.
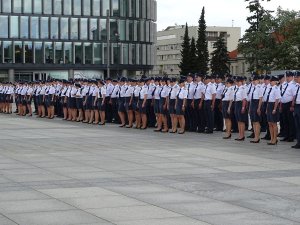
top-left (1, 114), bottom-right (300, 225)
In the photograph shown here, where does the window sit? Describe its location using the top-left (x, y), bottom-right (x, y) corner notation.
top-left (145, 21), bottom-right (150, 42)
top-left (119, 20), bottom-right (126, 41)
top-left (94, 43), bottom-right (102, 64)
top-left (51, 17), bottom-right (59, 39)
top-left (20, 17), bottom-right (29, 39)
top-left (112, 43), bottom-right (120, 64)
top-left (60, 18), bottom-right (69, 39)
top-left (83, 0), bottom-right (91, 16)
top-left (64, 42), bottom-right (72, 64)
top-left (71, 18), bottom-right (78, 40)
top-left (0, 16), bottom-right (8, 38)
top-left (80, 18), bottom-right (88, 40)
top-left (3, 41), bottom-right (13, 63)
top-left (31, 17), bottom-right (39, 39)
top-left (34, 42), bottom-right (43, 64)
top-left (123, 44), bottom-right (129, 64)
top-left (112, 0), bottom-right (119, 16)
top-left (55, 42), bottom-right (63, 64)
top-left (100, 19), bottom-right (107, 41)
top-left (110, 19), bottom-right (119, 40)
top-left (10, 16), bottom-right (19, 38)
top-left (102, 0), bottom-right (110, 16)
top-left (3, 1), bottom-right (11, 12)
top-left (14, 42), bottom-right (23, 63)
top-left (24, 0), bottom-right (33, 13)
top-left (14, 0), bottom-right (22, 13)
top-left (74, 42), bottom-right (82, 63)
top-left (33, 0), bottom-right (42, 13)
top-left (89, 19), bottom-right (98, 40)
top-left (92, 0), bottom-right (100, 16)
top-left (24, 42), bottom-right (33, 63)
top-left (44, 0), bottom-right (52, 14)
top-left (129, 0), bottom-right (135, 17)
top-left (54, 0), bottom-right (62, 14)
top-left (136, 0), bottom-right (140, 18)
top-left (84, 43), bottom-right (92, 64)
top-left (128, 20), bottom-right (134, 41)
top-left (45, 42), bottom-right (53, 63)
top-left (41, 17), bottom-right (49, 39)
top-left (131, 44), bottom-right (136, 64)
top-left (64, 0), bottom-right (72, 15)
top-left (141, 0), bottom-right (146, 18)
top-left (73, 0), bottom-right (82, 15)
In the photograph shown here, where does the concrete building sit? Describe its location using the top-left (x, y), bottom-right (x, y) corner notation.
top-left (152, 25), bottom-right (241, 76)
top-left (0, 0), bottom-right (157, 82)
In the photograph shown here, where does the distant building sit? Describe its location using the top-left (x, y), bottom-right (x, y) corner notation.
top-left (151, 25), bottom-right (241, 77)
top-left (228, 50), bottom-right (249, 76)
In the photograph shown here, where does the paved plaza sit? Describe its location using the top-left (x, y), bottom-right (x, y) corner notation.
top-left (1, 114), bottom-right (300, 225)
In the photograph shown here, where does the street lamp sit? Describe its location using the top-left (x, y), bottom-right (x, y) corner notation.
top-left (114, 32), bottom-right (120, 77)
top-left (106, 10), bottom-right (111, 78)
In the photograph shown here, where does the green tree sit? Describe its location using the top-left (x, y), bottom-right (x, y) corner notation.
top-left (189, 37), bottom-right (198, 74)
top-left (196, 7), bottom-right (209, 75)
top-left (211, 37), bottom-right (230, 75)
top-left (179, 23), bottom-right (191, 75)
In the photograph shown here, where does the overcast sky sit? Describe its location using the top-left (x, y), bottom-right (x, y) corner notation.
top-left (157, 0), bottom-right (300, 34)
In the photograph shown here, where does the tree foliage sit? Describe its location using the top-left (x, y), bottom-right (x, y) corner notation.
top-left (189, 37), bottom-right (198, 74)
top-left (179, 23), bottom-right (191, 75)
top-left (211, 37), bottom-right (230, 75)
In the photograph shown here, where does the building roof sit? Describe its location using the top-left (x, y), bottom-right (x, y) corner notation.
top-left (228, 49), bottom-right (238, 59)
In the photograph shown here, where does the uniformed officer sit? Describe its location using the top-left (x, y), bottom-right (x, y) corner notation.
top-left (193, 73), bottom-right (206, 133)
top-left (75, 83), bottom-right (84, 122)
top-left (133, 79), bottom-right (142, 129)
top-left (185, 73), bottom-right (196, 131)
top-left (176, 77), bottom-right (188, 134)
top-left (139, 78), bottom-right (149, 129)
top-left (278, 74), bottom-right (286, 137)
top-left (98, 80), bottom-right (107, 125)
top-left (291, 71), bottom-right (300, 149)
top-left (153, 77), bottom-right (162, 129)
top-left (110, 79), bottom-right (120, 124)
top-left (280, 71), bottom-right (296, 142)
top-left (249, 75), bottom-right (263, 143)
top-left (261, 75), bottom-right (271, 140)
top-left (266, 76), bottom-right (281, 145)
top-left (118, 77), bottom-right (127, 127)
top-left (233, 76), bottom-right (248, 141)
top-left (157, 77), bottom-right (170, 133)
top-left (222, 78), bottom-right (235, 139)
top-left (26, 82), bottom-right (34, 117)
top-left (214, 75), bottom-right (225, 131)
top-left (203, 75), bottom-right (217, 133)
top-left (124, 79), bottom-right (134, 128)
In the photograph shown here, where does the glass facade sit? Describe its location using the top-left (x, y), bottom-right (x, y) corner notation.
top-left (0, 0), bottom-right (157, 74)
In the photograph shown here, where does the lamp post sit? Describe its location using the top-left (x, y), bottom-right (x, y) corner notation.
top-left (114, 32), bottom-right (120, 77)
top-left (106, 9), bottom-right (111, 78)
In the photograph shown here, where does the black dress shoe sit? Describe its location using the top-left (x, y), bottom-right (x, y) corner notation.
top-left (250, 139), bottom-right (260, 143)
top-left (292, 144), bottom-right (300, 149)
top-left (281, 138), bottom-right (289, 142)
top-left (204, 130), bottom-right (213, 134)
top-left (235, 137), bottom-right (245, 141)
top-left (287, 138), bottom-right (295, 142)
top-left (223, 134), bottom-right (232, 139)
top-left (262, 136), bottom-right (271, 140)
top-left (278, 133), bottom-right (284, 137)
top-left (247, 133), bottom-right (255, 138)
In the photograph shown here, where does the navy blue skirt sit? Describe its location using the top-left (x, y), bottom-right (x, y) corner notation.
top-left (38, 95), bottom-right (44, 106)
top-left (222, 101), bottom-right (231, 119)
top-left (250, 99), bottom-right (261, 122)
top-left (138, 99), bottom-right (147, 114)
top-left (169, 99), bottom-right (176, 115)
top-left (234, 101), bottom-right (248, 123)
top-left (118, 97), bottom-right (126, 112)
top-left (125, 97), bottom-right (133, 111)
top-left (154, 99), bottom-right (160, 114)
top-left (267, 102), bottom-right (280, 123)
top-left (132, 97), bottom-right (139, 111)
top-left (98, 98), bottom-right (106, 111)
top-left (176, 98), bottom-right (185, 115)
top-left (76, 98), bottom-right (83, 109)
top-left (159, 98), bottom-right (167, 115)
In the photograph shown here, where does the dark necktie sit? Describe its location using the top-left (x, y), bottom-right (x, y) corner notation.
top-left (281, 84), bottom-right (289, 97)
top-left (251, 87), bottom-right (256, 100)
top-left (222, 88), bottom-right (228, 99)
top-left (263, 86), bottom-right (268, 97)
top-left (266, 87), bottom-right (273, 103)
top-left (177, 88), bottom-right (182, 97)
top-left (295, 86), bottom-right (300, 101)
top-left (234, 88), bottom-right (239, 101)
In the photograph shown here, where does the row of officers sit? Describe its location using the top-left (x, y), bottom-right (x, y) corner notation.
top-left (1, 71), bottom-right (300, 148)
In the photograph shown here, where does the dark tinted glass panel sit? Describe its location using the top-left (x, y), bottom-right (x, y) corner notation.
top-left (120, 0), bottom-right (127, 17)
top-left (60, 18), bottom-right (69, 39)
top-left (128, 20), bottom-right (134, 41)
top-left (92, 0), bottom-right (100, 16)
top-left (84, 43), bottom-right (92, 64)
top-left (74, 42), bottom-right (82, 64)
top-left (54, 0), bottom-right (62, 14)
top-left (45, 42), bottom-right (54, 63)
top-left (80, 18), bottom-right (88, 40)
top-left (3, 41), bottom-right (13, 63)
top-left (145, 21), bottom-right (150, 42)
top-left (112, 0), bottom-right (119, 16)
top-left (64, 0), bottom-right (72, 15)
top-left (10, 16), bottom-right (19, 38)
top-left (33, 0), bottom-right (42, 13)
top-left (71, 18), bottom-right (78, 39)
top-left (89, 19), bottom-right (98, 40)
top-left (141, 0), bottom-right (146, 18)
top-left (94, 43), bottom-right (102, 64)
top-left (102, 0), bottom-right (110, 16)
top-left (55, 42), bottom-right (63, 64)
top-left (74, 0), bottom-right (82, 15)
top-left (100, 19), bottom-right (107, 41)
top-left (51, 17), bottom-right (59, 39)
top-left (112, 43), bottom-right (120, 64)
top-left (35, 42), bottom-right (43, 64)
top-left (24, 42), bottom-right (33, 63)
top-left (129, 0), bottom-right (135, 17)
top-left (110, 19), bottom-right (119, 40)
top-left (20, 17), bottom-right (29, 39)
top-left (142, 44), bottom-right (146, 64)
top-left (64, 42), bottom-right (72, 64)
top-left (136, 0), bottom-right (140, 18)
top-left (44, 1), bottom-right (52, 14)
top-left (31, 17), bottom-right (39, 39)
top-left (131, 44), bottom-right (136, 64)
top-left (14, 42), bottom-right (23, 63)
top-left (14, 0), bottom-right (22, 13)
top-left (123, 43), bottom-right (128, 64)
top-left (41, 17), bottom-right (49, 39)
top-left (3, 1), bottom-right (11, 12)
top-left (119, 20), bottom-right (126, 41)
top-left (0, 16), bottom-right (8, 38)
top-left (83, 0), bottom-right (91, 16)
top-left (24, 0), bottom-right (33, 13)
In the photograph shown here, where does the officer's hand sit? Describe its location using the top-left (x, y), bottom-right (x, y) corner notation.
top-left (227, 109), bottom-right (231, 115)
top-left (191, 101), bottom-right (195, 109)
top-left (257, 109), bottom-right (261, 116)
top-left (199, 104), bottom-right (202, 110)
top-left (241, 108), bottom-right (245, 114)
top-left (272, 109), bottom-right (276, 115)
top-left (109, 100), bottom-right (112, 104)
top-left (290, 106), bottom-right (294, 112)
top-left (211, 105), bottom-right (214, 110)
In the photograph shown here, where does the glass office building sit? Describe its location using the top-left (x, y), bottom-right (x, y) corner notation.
top-left (0, 0), bottom-right (157, 81)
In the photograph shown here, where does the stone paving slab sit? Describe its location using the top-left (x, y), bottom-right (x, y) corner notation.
top-left (1, 114), bottom-right (300, 224)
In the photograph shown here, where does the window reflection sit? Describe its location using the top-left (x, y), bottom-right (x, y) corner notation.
top-left (73, 0), bottom-right (82, 15)
top-left (94, 43), bottom-right (102, 64)
top-left (92, 0), bottom-right (100, 16)
top-left (71, 18), bottom-right (79, 40)
top-left (123, 43), bottom-right (129, 64)
top-left (3, 41), bottom-right (13, 63)
top-left (45, 42), bottom-right (54, 63)
top-left (31, 17), bottom-right (40, 39)
top-left (100, 19), bottom-right (107, 41)
top-left (33, 0), bottom-right (42, 13)
top-left (60, 18), bottom-right (69, 39)
top-left (14, 42), bottom-right (23, 63)
top-left (84, 43), bottom-right (92, 64)
top-left (0, 16), bottom-right (8, 38)
top-left (74, 43), bottom-right (82, 64)
top-left (90, 19), bottom-right (98, 40)
top-left (44, 1), bottom-right (52, 14)
top-left (120, 0), bottom-right (126, 17)
top-left (118, 20), bottom-right (126, 41)
top-left (41, 17), bottom-right (49, 39)
top-left (14, 0), bottom-right (22, 13)
top-left (3, 1), bottom-right (11, 13)
top-left (110, 19), bottom-right (119, 40)
top-left (112, 43), bottom-right (120, 64)
top-left (64, 42), bottom-right (72, 64)
top-left (83, 0), bottom-right (91, 16)
top-left (34, 42), bottom-right (43, 64)
top-left (21, 17), bottom-right (29, 39)
top-left (80, 18), bottom-right (88, 40)
top-left (10, 16), bottom-right (19, 38)
top-left (24, 0), bottom-right (32, 13)
top-left (102, 0), bottom-right (110, 16)
top-left (54, 0), bottom-right (62, 14)
top-left (51, 17), bottom-right (59, 39)
top-left (112, 0), bottom-right (119, 16)
top-left (55, 42), bottom-right (63, 64)
top-left (64, 0), bottom-right (72, 15)
top-left (25, 42), bottom-right (33, 63)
